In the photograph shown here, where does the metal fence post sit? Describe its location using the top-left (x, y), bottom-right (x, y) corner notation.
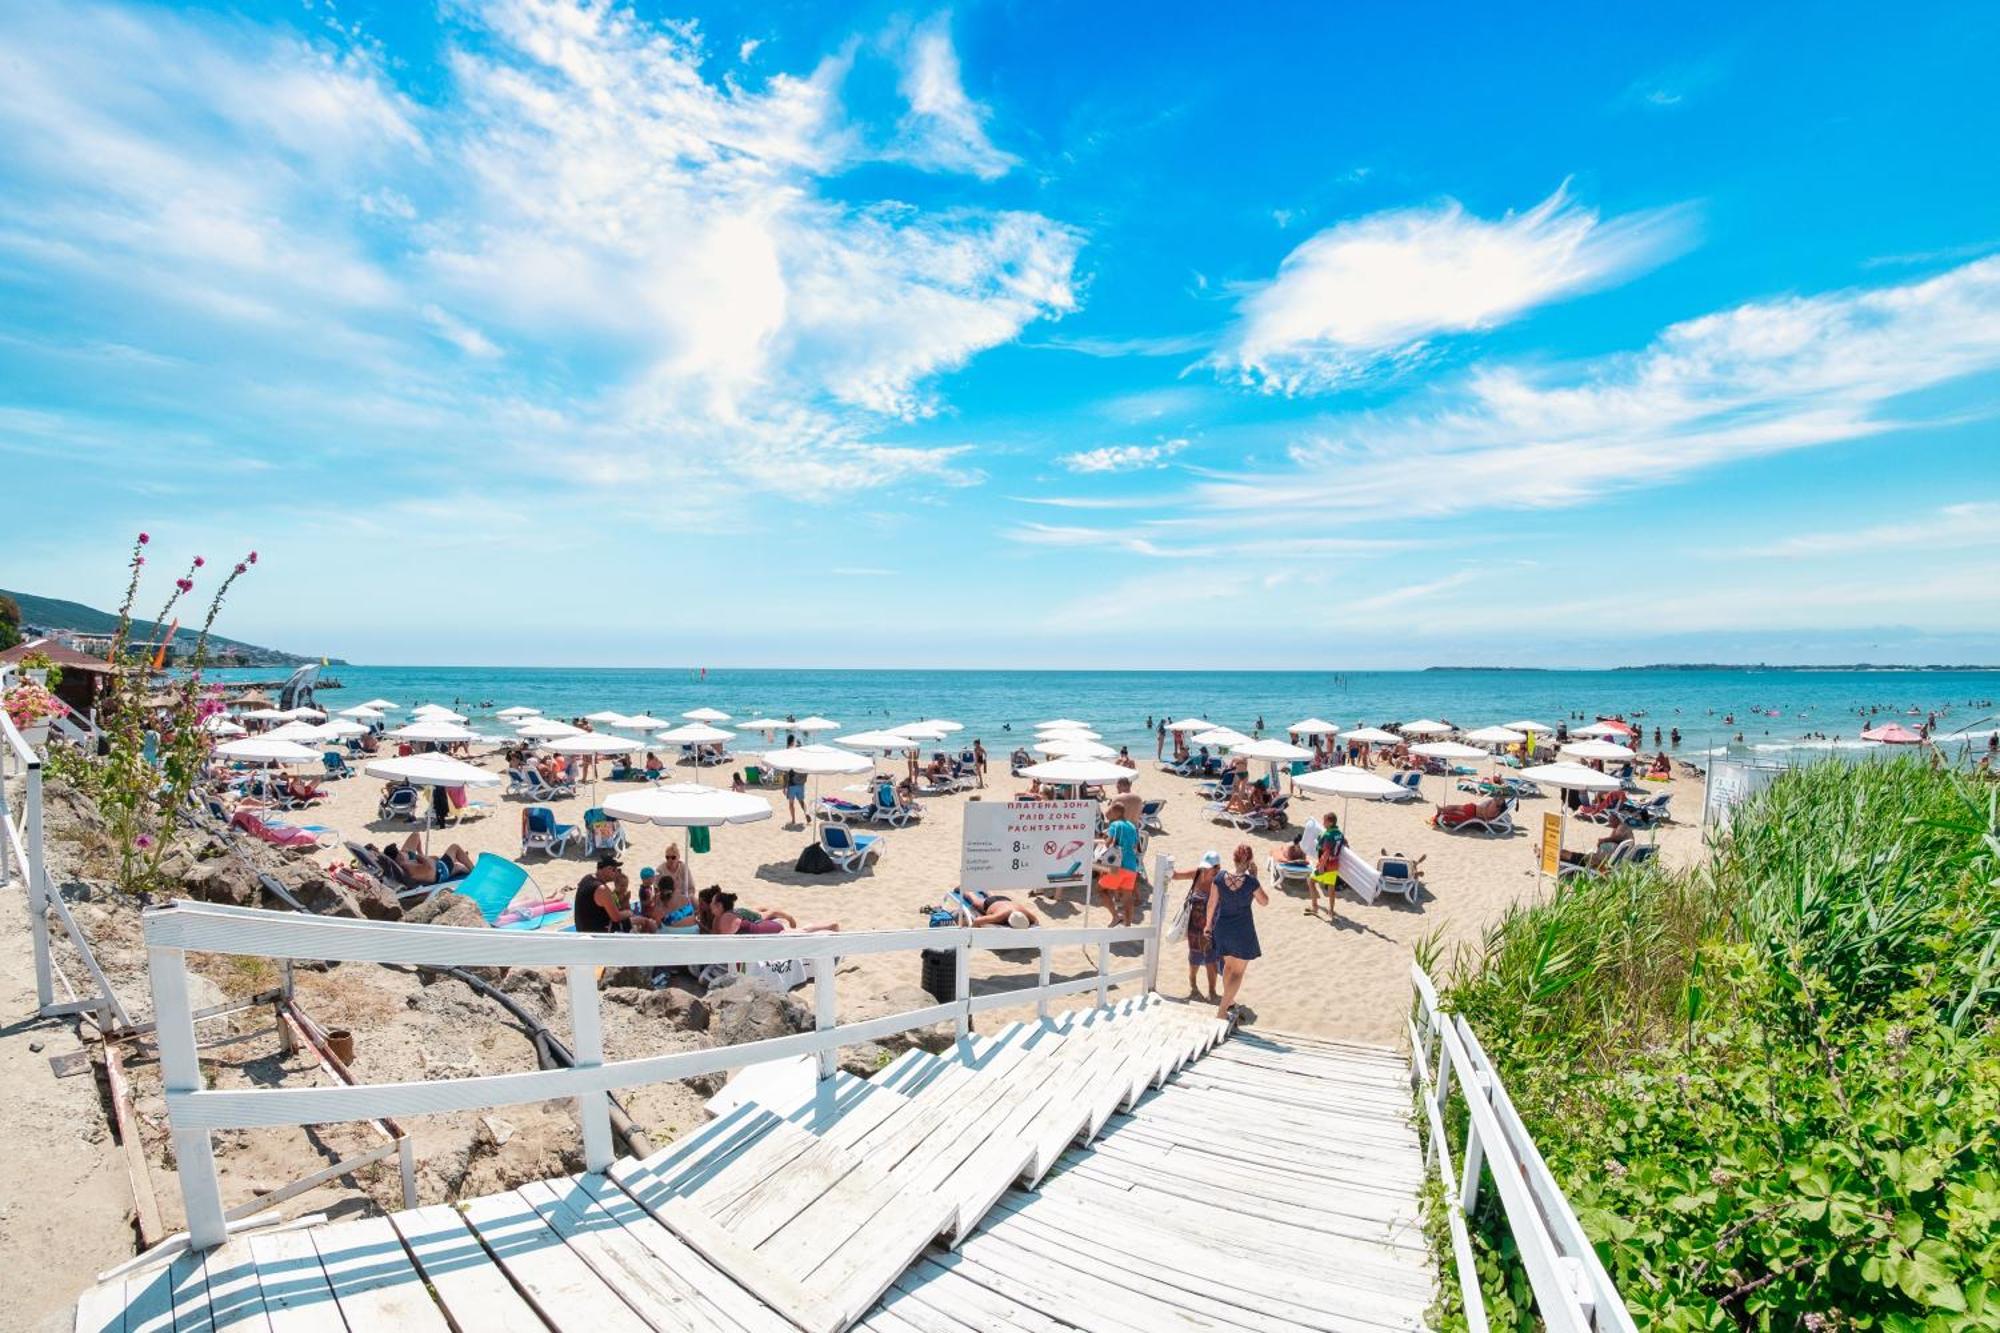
top-left (567, 967), bottom-right (614, 1173)
top-left (1460, 1066), bottom-right (1490, 1217)
top-left (1145, 851), bottom-right (1172, 995)
top-left (813, 957), bottom-right (838, 1079)
top-left (1035, 948), bottom-right (1051, 1021)
top-left (1094, 941), bottom-right (1109, 1009)
top-left (25, 757), bottom-right (53, 1012)
top-left (953, 935), bottom-right (971, 1037)
top-left (149, 945), bottom-right (227, 1248)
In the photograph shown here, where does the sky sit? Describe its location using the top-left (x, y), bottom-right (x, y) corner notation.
top-left (1, 0), bottom-right (1998, 669)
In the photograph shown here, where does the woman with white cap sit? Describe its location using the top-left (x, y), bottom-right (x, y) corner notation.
top-left (1170, 851), bottom-right (1223, 1002)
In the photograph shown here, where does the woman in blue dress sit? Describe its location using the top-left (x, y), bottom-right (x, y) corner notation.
top-left (1205, 843), bottom-right (1269, 1020)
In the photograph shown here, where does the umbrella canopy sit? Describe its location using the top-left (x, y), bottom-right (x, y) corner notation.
top-left (1163, 718), bottom-right (1213, 732)
top-left (542, 734), bottom-right (642, 756)
top-left (603, 783), bottom-right (773, 828)
top-left (584, 710), bottom-right (630, 725)
top-left (618, 713), bottom-right (673, 730)
top-left (266, 721), bottom-right (334, 741)
top-left (1287, 718), bottom-right (1340, 737)
top-left (1294, 767), bottom-right (1407, 799)
top-left (362, 754), bottom-right (501, 787)
top-left (1411, 741), bottom-right (1486, 761)
top-left (1233, 738), bottom-right (1314, 762)
top-left (792, 716), bottom-right (840, 734)
top-left (837, 730), bottom-right (921, 752)
top-left (1517, 762), bottom-right (1625, 793)
top-left (1572, 721), bottom-right (1631, 739)
top-left (495, 706), bottom-right (541, 719)
top-left (215, 738), bottom-right (321, 764)
top-left (239, 707), bottom-right (289, 721)
top-left (283, 707), bottom-right (326, 720)
top-left (1503, 720), bottom-right (1556, 734)
top-left (412, 707), bottom-right (467, 723)
top-left (761, 745), bottom-right (871, 776)
top-left (1193, 727), bottom-right (1252, 748)
top-left (1463, 726), bottom-right (1528, 746)
top-left (358, 698), bottom-right (400, 711)
top-left (337, 706), bottom-right (384, 720)
top-left (909, 718), bottom-right (964, 733)
top-left (1018, 757), bottom-right (1133, 784)
top-left (1399, 719), bottom-right (1454, 736)
top-left (200, 716), bottom-right (246, 736)
top-left (1035, 726), bottom-right (1101, 742)
top-left (388, 719), bottom-right (478, 742)
top-left (515, 719), bottom-right (584, 739)
top-left (1036, 739), bottom-right (1117, 759)
top-left (895, 722), bottom-right (951, 742)
top-left (656, 723), bottom-right (734, 745)
top-left (324, 718), bottom-right (368, 738)
top-left (1037, 718), bottom-right (1091, 730)
top-left (682, 707), bottom-right (732, 723)
top-left (1860, 723), bottom-right (1923, 744)
top-left (1560, 740), bottom-right (1637, 761)
top-left (739, 717), bottom-right (790, 731)
top-left (1343, 726), bottom-right (1401, 744)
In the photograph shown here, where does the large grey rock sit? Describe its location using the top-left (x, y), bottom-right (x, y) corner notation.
top-left (179, 857), bottom-right (261, 907)
top-left (844, 984), bottom-right (957, 1054)
top-left (705, 973), bottom-right (813, 1049)
top-left (404, 890), bottom-right (505, 981)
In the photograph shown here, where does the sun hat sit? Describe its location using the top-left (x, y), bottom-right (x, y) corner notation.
top-left (1006, 909), bottom-right (1032, 929)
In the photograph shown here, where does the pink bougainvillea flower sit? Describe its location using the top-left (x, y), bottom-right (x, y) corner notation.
top-left (138, 532), bottom-right (150, 544)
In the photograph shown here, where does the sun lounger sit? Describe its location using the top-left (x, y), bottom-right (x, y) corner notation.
top-left (581, 806), bottom-right (626, 855)
top-left (520, 768), bottom-right (576, 801)
top-left (231, 808), bottom-right (337, 850)
top-left (1376, 851), bottom-right (1424, 905)
top-left (816, 821), bottom-right (883, 873)
top-left (1619, 792), bottom-right (1673, 826)
top-left (817, 795), bottom-right (868, 823)
top-left (377, 785), bottom-right (422, 823)
top-left (321, 751), bottom-right (353, 779)
top-left (868, 783), bottom-right (922, 827)
top-left (1575, 791), bottom-right (1625, 824)
top-left (521, 805), bottom-right (578, 858)
top-left (1139, 798), bottom-right (1166, 832)
top-left (1268, 858), bottom-right (1312, 896)
top-left (1380, 771), bottom-right (1423, 802)
top-left (1434, 796), bottom-right (1516, 836)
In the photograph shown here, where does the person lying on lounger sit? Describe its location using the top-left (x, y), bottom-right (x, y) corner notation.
top-left (379, 833), bottom-right (473, 886)
top-left (1433, 795), bottom-right (1505, 828)
top-left (695, 886), bottom-right (837, 936)
top-left (957, 887), bottom-right (1039, 928)
top-left (1559, 814), bottom-right (1635, 868)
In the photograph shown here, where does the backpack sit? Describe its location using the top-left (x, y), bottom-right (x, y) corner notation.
top-left (794, 843), bottom-right (838, 875)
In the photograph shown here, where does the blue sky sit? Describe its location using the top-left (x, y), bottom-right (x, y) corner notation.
top-left (2, 0), bottom-right (1997, 668)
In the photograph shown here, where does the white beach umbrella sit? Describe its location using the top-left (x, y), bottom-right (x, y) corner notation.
top-left (239, 707), bottom-right (288, 721)
top-left (388, 719), bottom-right (477, 742)
top-left (657, 723), bottom-right (734, 745)
top-left (543, 734), bottom-right (643, 757)
top-left (605, 782), bottom-right (773, 859)
top-left (363, 753), bottom-right (501, 788)
top-left (1035, 738), bottom-right (1116, 759)
top-left (1163, 718), bottom-right (1214, 733)
top-left (792, 716), bottom-right (841, 734)
top-left (1035, 726), bottom-right (1101, 741)
top-left (200, 715), bottom-right (246, 736)
top-left (683, 707), bottom-right (732, 723)
top-left (1294, 766), bottom-right (1408, 841)
top-left (618, 713), bottom-right (673, 730)
top-left (1517, 762), bottom-right (1624, 792)
top-left (761, 745), bottom-right (872, 776)
top-left (837, 730), bottom-right (922, 752)
top-left (739, 717), bottom-right (790, 732)
top-left (1343, 726), bottom-right (1401, 745)
top-left (584, 710), bottom-right (630, 725)
top-left (495, 706), bottom-right (541, 719)
top-left (1400, 719), bottom-right (1454, 736)
top-left (910, 718), bottom-right (964, 734)
top-left (1193, 727), bottom-right (1251, 749)
top-left (1463, 726), bottom-right (1528, 746)
top-left (1287, 718), bottom-right (1340, 737)
top-left (358, 698), bottom-right (400, 711)
top-left (1561, 740), bottom-right (1637, 761)
top-left (323, 718), bottom-right (368, 739)
top-left (337, 706), bottom-right (384, 720)
top-left (1572, 721), bottom-right (1631, 739)
top-left (411, 707), bottom-right (467, 723)
top-left (266, 720), bottom-right (335, 742)
top-left (1036, 718), bottom-right (1091, 731)
top-left (895, 722), bottom-right (951, 742)
top-left (215, 738), bottom-right (321, 764)
top-left (283, 706), bottom-right (326, 720)
top-left (1412, 741), bottom-right (1485, 761)
top-left (1504, 720), bottom-right (1556, 735)
top-left (1019, 757), bottom-right (1132, 785)
top-left (1233, 738), bottom-right (1314, 763)
top-left (515, 719), bottom-right (584, 739)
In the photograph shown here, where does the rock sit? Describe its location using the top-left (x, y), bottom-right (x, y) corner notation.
top-left (844, 984), bottom-right (957, 1055)
top-left (602, 986), bottom-right (650, 1009)
top-left (632, 987), bottom-right (710, 1032)
top-left (404, 891), bottom-right (505, 981)
top-left (598, 966), bottom-right (655, 991)
top-left (705, 973), bottom-right (813, 1049)
top-left (179, 858), bottom-right (260, 907)
top-left (282, 872), bottom-right (364, 920)
top-left (481, 1115), bottom-right (517, 1148)
top-left (838, 1042), bottom-right (896, 1078)
top-left (498, 967), bottom-right (559, 1016)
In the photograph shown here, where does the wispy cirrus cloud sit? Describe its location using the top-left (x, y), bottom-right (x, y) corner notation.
top-left (1055, 439), bottom-right (1187, 472)
top-left (1194, 255), bottom-right (2000, 520)
top-left (1211, 185), bottom-right (1692, 393)
top-left (885, 12), bottom-right (1017, 181)
top-left (1744, 502), bottom-right (2000, 558)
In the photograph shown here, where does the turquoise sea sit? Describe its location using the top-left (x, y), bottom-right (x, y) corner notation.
top-left (203, 666), bottom-right (2000, 762)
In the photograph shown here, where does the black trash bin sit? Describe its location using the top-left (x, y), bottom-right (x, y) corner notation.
top-left (920, 947), bottom-right (958, 1004)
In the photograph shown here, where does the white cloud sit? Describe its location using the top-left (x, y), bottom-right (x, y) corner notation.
top-left (1193, 255), bottom-right (2000, 520)
top-left (887, 12), bottom-right (1017, 181)
top-left (1213, 185), bottom-right (1691, 393)
top-left (1055, 439), bottom-right (1187, 473)
top-left (1744, 502), bottom-right (2000, 558)
top-left (0, 0), bottom-right (1079, 504)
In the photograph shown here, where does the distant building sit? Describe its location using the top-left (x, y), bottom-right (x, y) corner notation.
top-left (0, 638), bottom-right (121, 718)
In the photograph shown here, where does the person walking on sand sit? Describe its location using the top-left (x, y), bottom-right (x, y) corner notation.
top-left (1207, 844), bottom-right (1267, 1021)
top-left (1172, 851), bottom-right (1222, 1002)
top-left (781, 762), bottom-right (807, 825)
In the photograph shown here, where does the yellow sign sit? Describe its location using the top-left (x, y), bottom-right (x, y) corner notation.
top-left (1540, 812), bottom-right (1563, 876)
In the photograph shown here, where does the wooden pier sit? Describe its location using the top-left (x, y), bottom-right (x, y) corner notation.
top-left (74, 998), bottom-right (1435, 1332)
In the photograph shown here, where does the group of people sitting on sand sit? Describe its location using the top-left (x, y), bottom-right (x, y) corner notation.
top-left (570, 845), bottom-right (838, 937)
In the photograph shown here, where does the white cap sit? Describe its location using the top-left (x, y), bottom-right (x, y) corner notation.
top-left (1006, 909), bottom-right (1032, 929)
top-left (1200, 850), bottom-right (1221, 867)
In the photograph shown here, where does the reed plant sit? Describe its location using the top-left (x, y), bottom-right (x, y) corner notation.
top-left (1431, 758), bottom-right (2000, 1330)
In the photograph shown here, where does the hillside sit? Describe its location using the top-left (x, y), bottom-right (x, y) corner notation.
top-left (2, 589), bottom-right (341, 667)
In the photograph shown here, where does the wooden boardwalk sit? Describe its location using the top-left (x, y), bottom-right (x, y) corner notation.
top-left (75, 998), bottom-right (1433, 1332)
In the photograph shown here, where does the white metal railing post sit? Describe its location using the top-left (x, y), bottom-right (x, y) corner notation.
top-left (1146, 851), bottom-right (1172, 994)
top-left (1460, 1066), bottom-right (1491, 1216)
top-left (1035, 947), bottom-right (1051, 1021)
top-left (25, 752), bottom-right (53, 1012)
top-left (1, 724), bottom-right (12, 882)
top-left (953, 935), bottom-right (971, 1037)
top-left (813, 957), bottom-right (838, 1079)
top-left (149, 945), bottom-right (227, 1248)
top-left (1094, 940), bottom-right (1109, 1008)
top-left (567, 967), bottom-right (614, 1173)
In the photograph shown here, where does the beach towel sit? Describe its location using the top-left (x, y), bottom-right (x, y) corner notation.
top-left (1165, 887), bottom-right (1195, 943)
top-left (689, 826), bottom-right (711, 854)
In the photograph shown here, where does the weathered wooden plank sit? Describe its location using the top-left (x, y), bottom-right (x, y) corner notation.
top-left (809, 1185), bottom-right (958, 1328)
top-left (1085, 1136), bottom-right (1424, 1222)
top-left (193, 1234), bottom-right (275, 1332)
top-left (921, 1244), bottom-right (1186, 1333)
top-left (889, 1260), bottom-right (1072, 1333)
top-left (460, 1190), bottom-right (653, 1333)
top-left (309, 1215), bottom-right (451, 1332)
top-left (73, 1279), bottom-right (129, 1333)
top-left (717, 1136), bottom-right (868, 1248)
top-left (515, 1178), bottom-right (720, 1333)
top-left (687, 1122), bottom-right (819, 1216)
top-left (245, 1227), bottom-right (345, 1333)
top-left (390, 1204), bottom-right (548, 1333)
top-left (656, 1198), bottom-right (846, 1333)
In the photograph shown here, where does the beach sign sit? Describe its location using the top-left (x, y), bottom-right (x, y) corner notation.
top-left (1540, 811), bottom-right (1563, 876)
top-left (962, 799), bottom-right (1096, 892)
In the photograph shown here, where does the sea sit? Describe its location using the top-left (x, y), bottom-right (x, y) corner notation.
top-left (202, 666), bottom-right (2000, 763)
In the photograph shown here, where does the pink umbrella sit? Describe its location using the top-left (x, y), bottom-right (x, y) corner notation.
top-left (1860, 723), bottom-right (1923, 744)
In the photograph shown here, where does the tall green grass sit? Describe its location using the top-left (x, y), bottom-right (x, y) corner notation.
top-left (1432, 759), bottom-right (2000, 1330)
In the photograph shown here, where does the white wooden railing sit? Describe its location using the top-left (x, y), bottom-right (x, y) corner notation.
top-left (1409, 964), bottom-right (1635, 1333)
top-left (147, 866), bottom-right (1170, 1250)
